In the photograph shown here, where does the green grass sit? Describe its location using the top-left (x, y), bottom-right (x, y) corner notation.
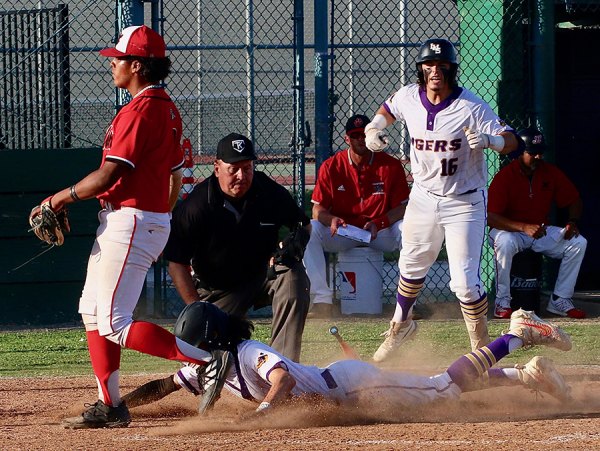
top-left (1, 318), bottom-right (599, 378)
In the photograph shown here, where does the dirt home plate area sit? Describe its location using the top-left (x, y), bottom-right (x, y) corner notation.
top-left (2, 366), bottom-right (600, 451)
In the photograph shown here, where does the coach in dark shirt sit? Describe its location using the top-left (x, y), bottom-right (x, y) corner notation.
top-left (164, 133), bottom-right (310, 361)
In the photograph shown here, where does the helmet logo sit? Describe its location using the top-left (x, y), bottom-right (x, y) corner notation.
top-left (532, 135), bottom-right (543, 145)
top-left (430, 43), bottom-right (442, 54)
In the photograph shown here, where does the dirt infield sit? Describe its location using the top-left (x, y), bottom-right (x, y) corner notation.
top-left (2, 368), bottom-right (600, 451)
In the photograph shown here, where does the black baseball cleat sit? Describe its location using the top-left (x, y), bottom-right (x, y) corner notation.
top-left (198, 350), bottom-right (233, 414)
top-left (63, 400), bottom-right (131, 429)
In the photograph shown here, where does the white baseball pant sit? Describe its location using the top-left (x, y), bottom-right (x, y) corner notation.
top-left (489, 226), bottom-right (587, 303)
top-left (78, 207), bottom-right (170, 344)
top-left (303, 218), bottom-right (402, 305)
top-left (400, 183), bottom-right (487, 301)
top-left (324, 359), bottom-right (461, 407)
top-left (400, 183), bottom-right (489, 350)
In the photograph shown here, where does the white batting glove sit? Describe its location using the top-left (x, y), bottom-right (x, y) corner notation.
top-left (365, 123), bottom-right (389, 152)
top-left (463, 127), bottom-right (505, 152)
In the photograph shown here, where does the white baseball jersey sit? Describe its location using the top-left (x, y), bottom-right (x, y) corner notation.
top-left (384, 84), bottom-right (511, 196)
top-left (176, 340), bottom-right (461, 408)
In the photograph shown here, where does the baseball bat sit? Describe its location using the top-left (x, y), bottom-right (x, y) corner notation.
top-left (329, 326), bottom-right (361, 360)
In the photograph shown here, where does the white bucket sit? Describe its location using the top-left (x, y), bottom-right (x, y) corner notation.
top-left (337, 247), bottom-right (383, 315)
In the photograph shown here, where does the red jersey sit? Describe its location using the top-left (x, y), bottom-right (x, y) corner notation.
top-left (312, 149), bottom-right (410, 228)
top-left (488, 159), bottom-right (579, 224)
top-left (98, 86), bottom-right (184, 213)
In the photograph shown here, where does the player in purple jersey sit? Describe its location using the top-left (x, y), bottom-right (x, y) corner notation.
top-left (122, 302), bottom-right (571, 416)
top-left (364, 39), bottom-right (521, 361)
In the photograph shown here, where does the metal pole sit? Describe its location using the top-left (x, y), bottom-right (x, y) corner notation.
top-left (328, 0), bottom-right (336, 153)
top-left (399, 0), bottom-right (409, 156)
top-left (59, 4), bottom-right (71, 148)
top-left (293, 0), bottom-right (305, 207)
top-left (532, 0), bottom-right (555, 162)
top-left (116, 1), bottom-right (144, 111)
top-left (246, 0), bottom-right (255, 142)
top-left (348, 0), bottom-right (354, 114)
top-left (314, 0), bottom-right (329, 173)
top-left (197, 0), bottom-right (204, 153)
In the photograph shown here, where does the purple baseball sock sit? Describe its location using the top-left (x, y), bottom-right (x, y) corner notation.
top-left (446, 335), bottom-right (513, 391)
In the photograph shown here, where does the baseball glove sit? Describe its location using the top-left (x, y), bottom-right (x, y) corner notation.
top-left (28, 198), bottom-right (70, 246)
top-left (273, 225), bottom-right (310, 268)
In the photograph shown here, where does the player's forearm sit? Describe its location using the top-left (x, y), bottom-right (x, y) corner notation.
top-left (385, 202), bottom-right (407, 225)
top-left (168, 261), bottom-right (200, 304)
top-left (121, 375), bottom-right (180, 408)
top-left (497, 131), bottom-right (519, 155)
top-left (168, 169), bottom-right (183, 211)
top-left (261, 368), bottom-right (296, 406)
top-left (372, 106), bottom-right (394, 128)
top-left (50, 162), bottom-right (127, 210)
top-left (488, 212), bottom-right (530, 233)
top-left (313, 203), bottom-right (336, 227)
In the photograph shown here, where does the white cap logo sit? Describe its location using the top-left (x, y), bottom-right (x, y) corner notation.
top-left (430, 43), bottom-right (442, 54)
top-left (532, 135), bottom-right (543, 145)
top-left (232, 139), bottom-right (245, 153)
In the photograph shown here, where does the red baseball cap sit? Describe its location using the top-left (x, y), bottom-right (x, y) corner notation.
top-left (100, 25), bottom-right (166, 58)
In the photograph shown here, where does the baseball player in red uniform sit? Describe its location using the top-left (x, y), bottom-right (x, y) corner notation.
top-left (303, 114), bottom-right (409, 318)
top-left (33, 25), bottom-right (213, 429)
top-left (488, 127), bottom-right (587, 319)
top-left (122, 303), bottom-right (572, 416)
top-left (364, 39), bottom-right (520, 361)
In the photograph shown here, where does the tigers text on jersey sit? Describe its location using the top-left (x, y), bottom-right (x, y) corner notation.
top-left (384, 84), bottom-right (511, 196)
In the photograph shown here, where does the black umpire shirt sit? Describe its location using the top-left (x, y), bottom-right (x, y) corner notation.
top-left (163, 171), bottom-right (309, 291)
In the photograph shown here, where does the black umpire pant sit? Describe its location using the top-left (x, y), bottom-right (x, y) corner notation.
top-left (194, 261), bottom-right (310, 362)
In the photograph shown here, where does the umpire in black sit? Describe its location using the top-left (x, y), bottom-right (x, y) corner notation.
top-left (164, 133), bottom-right (311, 362)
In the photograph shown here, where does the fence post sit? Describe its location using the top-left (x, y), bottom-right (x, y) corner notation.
top-left (115, 1), bottom-right (145, 111)
top-left (314, 0), bottom-right (329, 176)
top-left (532, 0), bottom-right (555, 162)
top-left (292, 0), bottom-right (305, 208)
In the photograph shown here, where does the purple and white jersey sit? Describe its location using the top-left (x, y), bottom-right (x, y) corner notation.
top-left (384, 84), bottom-right (512, 196)
top-left (224, 340), bottom-right (331, 401)
top-left (175, 341), bottom-right (333, 402)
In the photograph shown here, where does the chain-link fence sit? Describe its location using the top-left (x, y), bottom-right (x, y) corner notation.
top-left (1, 0), bottom-right (118, 149)
top-left (3, 0), bottom-right (590, 318)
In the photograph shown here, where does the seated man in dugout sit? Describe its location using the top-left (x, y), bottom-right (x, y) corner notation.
top-left (488, 127), bottom-right (587, 319)
top-left (302, 114), bottom-right (410, 319)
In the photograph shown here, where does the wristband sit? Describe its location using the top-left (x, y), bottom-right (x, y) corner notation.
top-left (365, 113), bottom-right (387, 132)
top-left (256, 401), bottom-right (271, 412)
top-left (371, 215), bottom-right (390, 231)
top-left (487, 134), bottom-right (505, 152)
top-left (70, 185), bottom-right (81, 202)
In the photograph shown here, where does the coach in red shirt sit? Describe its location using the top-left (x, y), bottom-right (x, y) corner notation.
top-left (488, 127), bottom-right (587, 319)
top-left (303, 114), bottom-right (410, 318)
